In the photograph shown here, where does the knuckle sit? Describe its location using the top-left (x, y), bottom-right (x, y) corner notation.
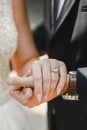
top-left (43, 86), bottom-right (49, 93)
top-left (42, 58), bottom-right (50, 65)
top-left (52, 78), bottom-right (58, 83)
top-left (50, 59), bottom-right (57, 62)
top-left (62, 74), bottom-right (66, 79)
top-left (32, 60), bottom-right (39, 67)
top-left (34, 85), bottom-right (42, 93)
top-left (35, 76), bottom-right (42, 82)
top-left (35, 89), bottom-right (42, 95)
top-left (43, 77), bottom-right (49, 82)
top-left (43, 94), bottom-right (48, 98)
top-left (43, 85), bottom-right (50, 94)
top-left (34, 60), bottom-right (39, 64)
top-left (43, 58), bottom-right (49, 62)
top-left (51, 81), bottom-right (57, 89)
top-left (43, 78), bottom-right (50, 84)
top-left (60, 61), bottom-right (65, 65)
top-left (14, 81), bottom-right (20, 86)
top-left (51, 85), bottom-right (55, 90)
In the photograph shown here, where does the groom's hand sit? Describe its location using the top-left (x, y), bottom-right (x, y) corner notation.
top-left (7, 58), bottom-right (69, 107)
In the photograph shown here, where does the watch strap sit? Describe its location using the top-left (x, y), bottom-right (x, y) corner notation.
top-left (62, 71), bottom-right (79, 100)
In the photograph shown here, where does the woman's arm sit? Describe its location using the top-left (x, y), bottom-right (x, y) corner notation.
top-left (11, 0), bottom-right (39, 75)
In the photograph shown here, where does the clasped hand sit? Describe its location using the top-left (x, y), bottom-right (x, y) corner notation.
top-left (7, 58), bottom-right (69, 107)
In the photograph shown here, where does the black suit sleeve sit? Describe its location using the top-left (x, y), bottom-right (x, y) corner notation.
top-left (33, 23), bottom-right (47, 55)
top-left (77, 67), bottom-right (87, 99)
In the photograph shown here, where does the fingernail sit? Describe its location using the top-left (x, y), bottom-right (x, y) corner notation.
top-left (37, 93), bottom-right (42, 102)
top-left (26, 92), bottom-right (30, 99)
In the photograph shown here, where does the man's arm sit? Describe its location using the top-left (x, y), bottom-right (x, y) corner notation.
top-left (77, 67), bottom-right (87, 99)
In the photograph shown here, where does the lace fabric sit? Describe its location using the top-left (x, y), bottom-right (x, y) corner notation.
top-left (0, 1), bottom-right (46, 130)
top-left (0, 1), bottom-right (32, 130)
top-left (0, 0), bottom-right (17, 104)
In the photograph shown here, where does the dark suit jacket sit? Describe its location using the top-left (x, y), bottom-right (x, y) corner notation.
top-left (33, 0), bottom-right (87, 130)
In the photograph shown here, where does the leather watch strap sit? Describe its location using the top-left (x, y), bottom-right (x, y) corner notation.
top-left (68, 71), bottom-right (77, 96)
top-left (62, 71), bottom-right (79, 100)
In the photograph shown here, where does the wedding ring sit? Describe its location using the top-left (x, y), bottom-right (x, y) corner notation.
top-left (51, 66), bottom-right (58, 73)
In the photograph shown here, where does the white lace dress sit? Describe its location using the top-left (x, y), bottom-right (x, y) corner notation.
top-left (0, 0), bottom-right (32, 129)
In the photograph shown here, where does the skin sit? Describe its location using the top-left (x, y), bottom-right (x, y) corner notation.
top-left (10, 0), bottom-right (39, 97)
top-left (8, 58), bottom-right (69, 107)
top-left (11, 0), bottom-right (39, 75)
top-left (8, 0), bottom-right (69, 107)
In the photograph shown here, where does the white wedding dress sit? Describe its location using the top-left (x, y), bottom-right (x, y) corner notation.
top-left (0, 0), bottom-right (47, 130)
top-left (0, 0), bottom-right (32, 129)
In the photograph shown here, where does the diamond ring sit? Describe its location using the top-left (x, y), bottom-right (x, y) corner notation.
top-left (51, 66), bottom-right (58, 73)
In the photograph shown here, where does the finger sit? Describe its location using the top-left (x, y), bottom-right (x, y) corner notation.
top-left (57, 62), bottom-right (67, 95)
top-left (23, 70), bottom-right (32, 100)
top-left (23, 69), bottom-right (32, 77)
top-left (10, 91), bottom-right (28, 105)
top-left (60, 74), bottom-right (69, 95)
top-left (41, 58), bottom-right (51, 100)
top-left (32, 60), bottom-right (42, 102)
top-left (23, 88), bottom-right (33, 99)
top-left (48, 60), bottom-right (59, 97)
top-left (7, 76), bottom-right (34, 90)
top-left (24, 93), bottom-right (43, 108)
top-left (49, 71), bottom-right (59, 97)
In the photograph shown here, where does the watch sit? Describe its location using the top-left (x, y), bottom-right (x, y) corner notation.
top-left (62, 71), bottom-right (79, 100)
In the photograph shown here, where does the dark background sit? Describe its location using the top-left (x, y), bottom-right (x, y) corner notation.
top-left (26, 0), bottom-right (44, 29)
